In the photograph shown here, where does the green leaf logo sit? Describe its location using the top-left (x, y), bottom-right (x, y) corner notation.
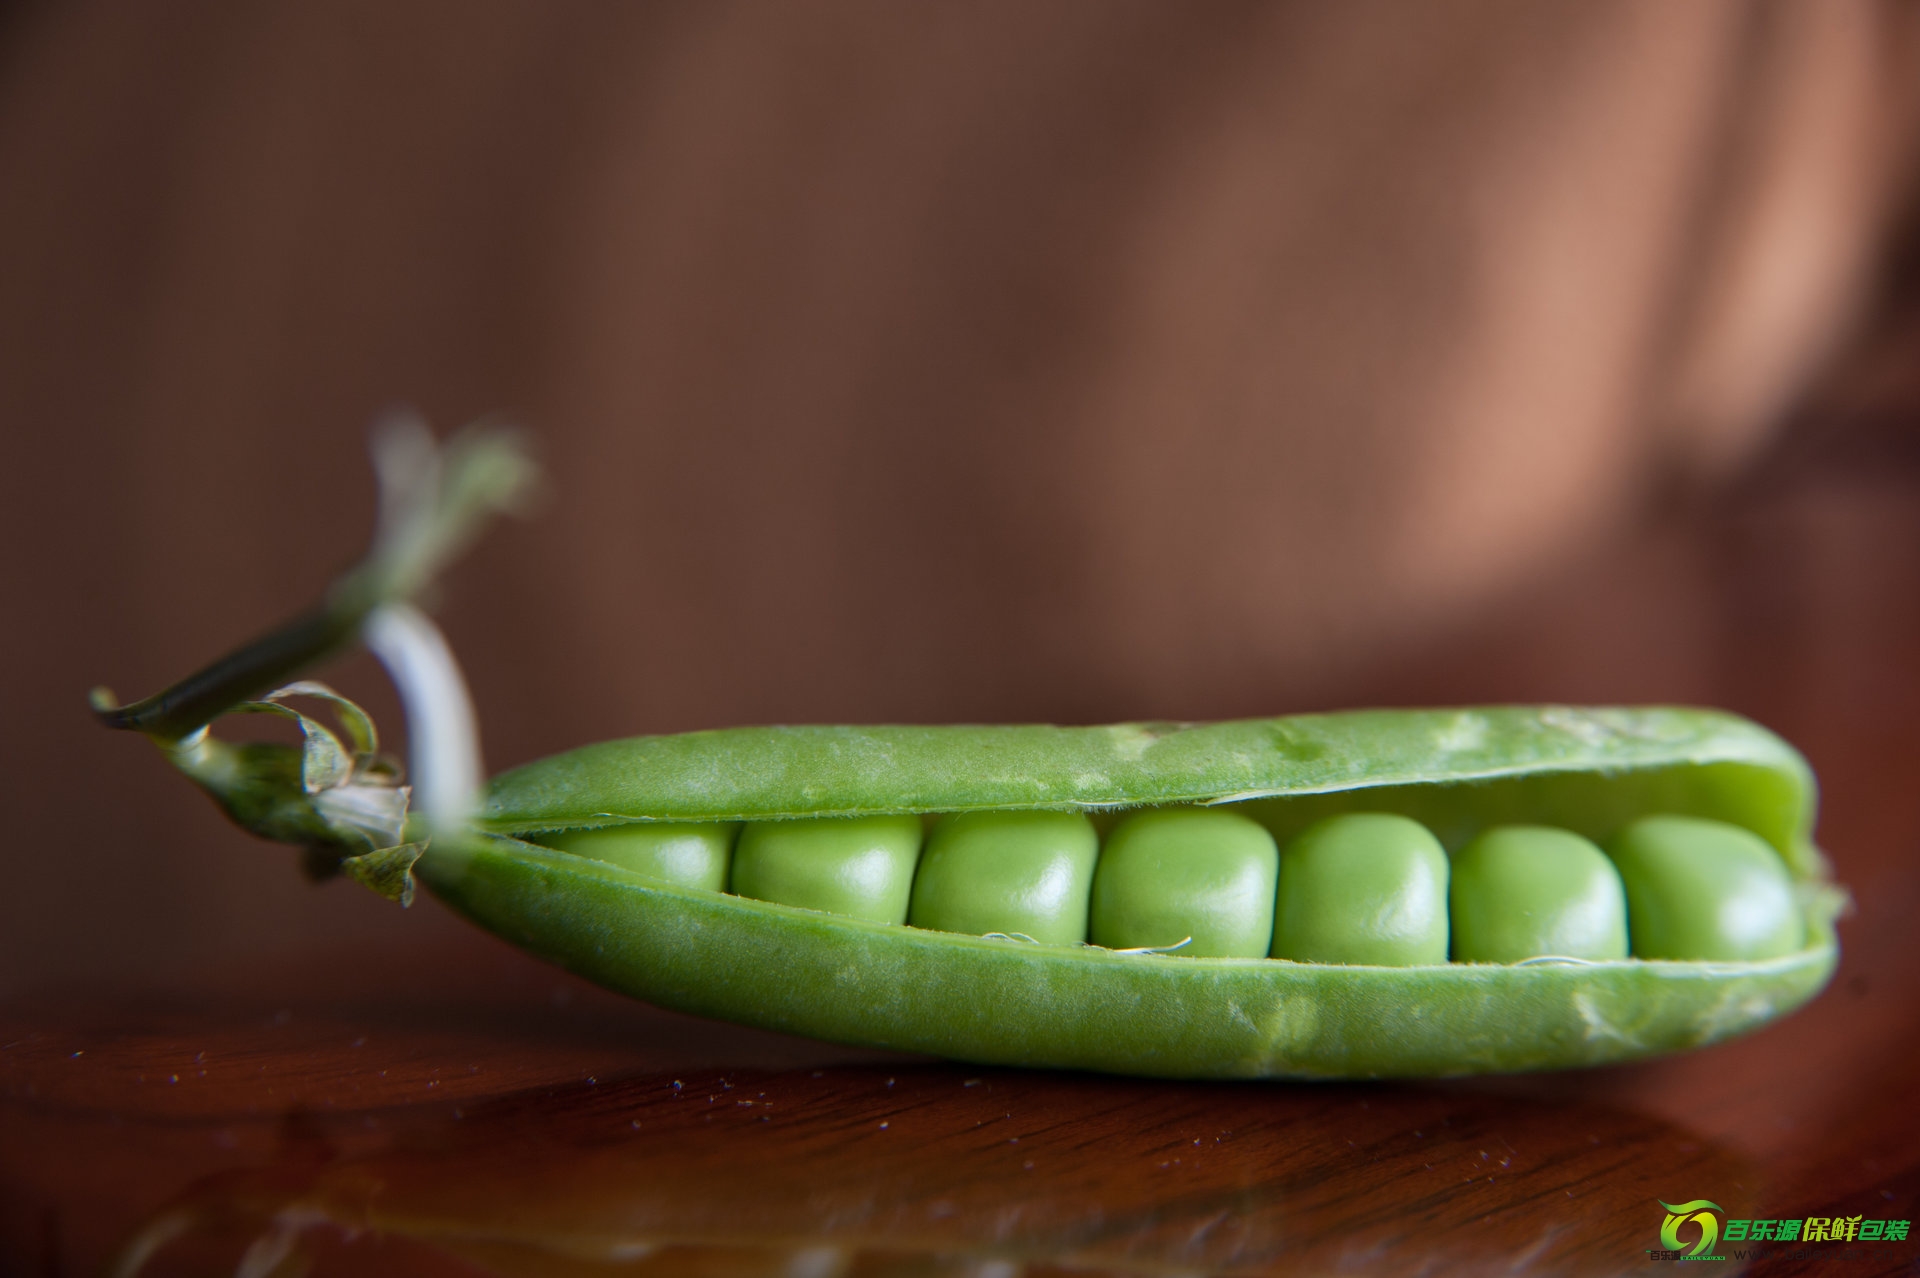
top-left (1660, 1200), bottom-right (1723, 1257)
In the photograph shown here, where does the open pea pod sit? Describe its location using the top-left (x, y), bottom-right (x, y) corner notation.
top-left (94, 425), bottom-right (1841, 1080)
top-left (442, 709), bottom-right (1836, 1079)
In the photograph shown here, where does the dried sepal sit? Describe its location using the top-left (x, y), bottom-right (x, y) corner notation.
top-left (236, 702), bottom-right (351, 795)
top-left (265, 680), bottom-right (381, 758)
top-left (168, 681), bottom-right (423, 904)
top-left (341, 841), bottom-right (425, 907)
top-left (250, 682), bottom-right (419, 903)
top-left (312, 782), bottom-right (411, 857)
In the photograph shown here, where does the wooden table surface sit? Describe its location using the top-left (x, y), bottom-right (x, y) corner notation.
top-left (6, 411), bottom-right (1919, 1277)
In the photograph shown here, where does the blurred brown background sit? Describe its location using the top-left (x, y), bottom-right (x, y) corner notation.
top-left (4, 0), bottom-right (1920, 1003)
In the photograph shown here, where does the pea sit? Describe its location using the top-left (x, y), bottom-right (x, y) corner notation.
top-left (1448, 825), bottom-right (1626, 963)
top-left (1088, 809), bottom-right (1279, 958)
top-left (730, 815), bottom-right (923, 924)
top-left (909, 810), bottom-right (1099, 945)
top-left (531, 822), bottom-right (736, 892)
top-left (1271, 813), bottom-right (1448, 965)
top-left (1608, 815), bottom-right (1804, 961)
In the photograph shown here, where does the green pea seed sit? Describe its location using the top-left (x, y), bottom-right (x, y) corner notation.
top-left (531, 822), bottom-right (737, 892)
top-left (1608, 815), bottom-right (1803, 961)
top-left (908, 810), bottom-right (1099, 945)
top-left (1089, 809), bottom-right (1279, 958)
top-left (1272, 813), bottom-right (1448, 965)
top-left (1449, 825), bottom-right (1626, 963)
top-left (731, 815), bottom-right (924, 924)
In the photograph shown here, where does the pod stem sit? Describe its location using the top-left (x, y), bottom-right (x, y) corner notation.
top-left (89, 606), bottom-right (353, 745)
top-left (90, 413), bottom-right (535, 898)
top-left (91, 413), bottom-right (534, 745)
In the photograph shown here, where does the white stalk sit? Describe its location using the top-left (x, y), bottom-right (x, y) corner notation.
top-left (363, 602), bottom-right (483, 836)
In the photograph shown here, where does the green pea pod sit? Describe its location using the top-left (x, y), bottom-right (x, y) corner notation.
top-left (93, 425), bottom-right (1843, 1080)
top-left (441, 709), bottom-right (1836, 1079)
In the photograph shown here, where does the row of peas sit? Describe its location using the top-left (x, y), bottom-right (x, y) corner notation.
top-left (531, 807), bottom-right (1805, 964)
